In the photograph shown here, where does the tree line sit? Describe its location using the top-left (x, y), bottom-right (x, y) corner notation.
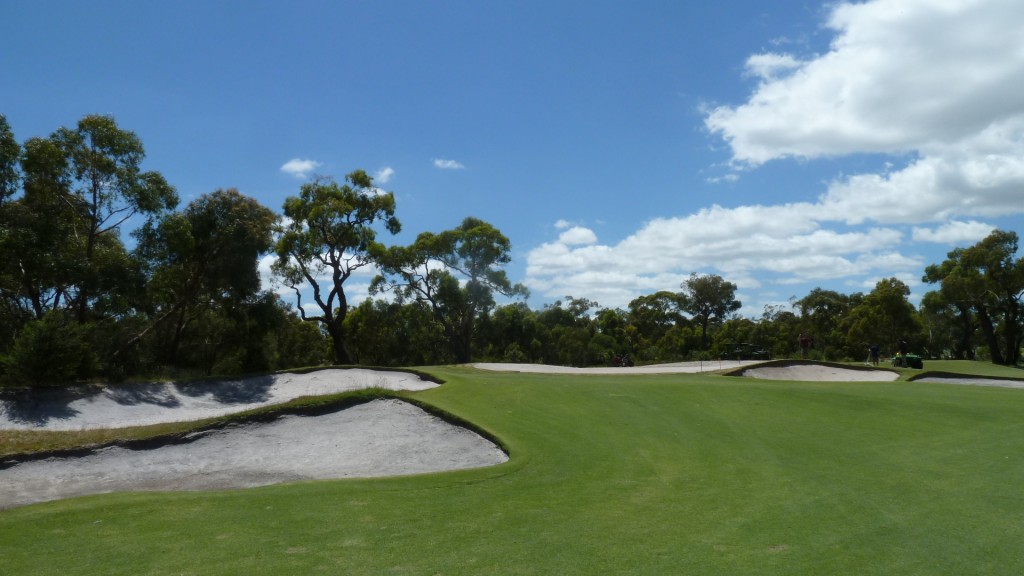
top-left (1, 114), bottom-right (1021, 389)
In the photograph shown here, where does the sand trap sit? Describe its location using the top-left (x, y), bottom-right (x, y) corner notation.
top-left (914, 376), bottom-right (1024, 389)
top-left (0, 399), bottom-right (508, 510)
top-left (739, 363), bottom-right (899, 382)
top-left (473, 360), bottom-right (763, 375)
top-left (0, 368), bottom-right (437, 431)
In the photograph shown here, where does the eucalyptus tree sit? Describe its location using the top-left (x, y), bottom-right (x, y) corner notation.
top-left (678, 273), bottom-right (741, 350)
top-left (373, 217), bottom-right (527, 363)
top-left (792, 288), bottom-right (859, 360)
top-left (0, 115), bottom-right (24, 349)
top-left (0, 115), bottom-right (18, 208)
top-left (133, 188), bottom-right (278, 366)
top-left (923, 229), bottom-right (1024, 365)
top-left (843, 278), bottom-right (922, 357)
top-left (28, 115), bottom-right (177, 322)
top-left (273, 172), bottom-right (400, 364)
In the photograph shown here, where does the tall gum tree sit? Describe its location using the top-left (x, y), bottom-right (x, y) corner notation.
top-left (132, 188), bottom-right (278, 363)
top-left (272, 172), bottom-right (400, 365)
top-left (373, 217), bottom-right (527, 363)
top-left (25, 115), bottom-right (177, 322)
top-left (924, 229), bottom-right (1024, 365)
top-left (678, 273), bottom-right (741, 350)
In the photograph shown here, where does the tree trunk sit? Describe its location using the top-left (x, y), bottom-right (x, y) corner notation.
top-left (976, 306), bottom-right (1005, 364)
top-left (1003, 297), bottom-right (1021, 366)
top-left (955, 303), bottom-right (976, 360)
top-left (325, 319), bottom-right (352, 365)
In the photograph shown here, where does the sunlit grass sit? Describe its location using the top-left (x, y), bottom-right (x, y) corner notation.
top-left (1, 361), bottom-right (1023, 575)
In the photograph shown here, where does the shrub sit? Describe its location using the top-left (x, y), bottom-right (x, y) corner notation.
top-left (1, 312), bottom-right (98, 388)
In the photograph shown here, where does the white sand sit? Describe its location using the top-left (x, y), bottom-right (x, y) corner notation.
top-left (473, 360), bottom-right (763, 375)
top-left (914, 376), bottom-right (1024, 389)
top-left (0, 368), bottom-right (509, 510)
top-left (740, 364), bottom-right (899, 382)
top-left (0, 399), bottom-right (507, 510)
top-left (0, 368), bottom-right (436, 431)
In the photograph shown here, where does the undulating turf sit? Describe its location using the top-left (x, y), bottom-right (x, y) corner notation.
top-left (1, 361), bottom-right (1023, 575)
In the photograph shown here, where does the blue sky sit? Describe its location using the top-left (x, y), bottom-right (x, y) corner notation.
top-left (4, 0), bottom-right (1024, 315)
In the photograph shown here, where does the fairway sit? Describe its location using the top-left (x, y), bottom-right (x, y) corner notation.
top-left (2, 363), bottom-right (1024, 575)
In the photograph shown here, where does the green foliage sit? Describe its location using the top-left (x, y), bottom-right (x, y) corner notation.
top-left (374, 217), bottom-right (526, 363)
top-left (344, 298), bottom-right (449, 366)
top-left (0, 114), bottom-right (19, 206)
top-left (843, 277), bottom-right (923, 358)
top-left (1, 312), bottom-right (98, 387)
top-left (273, 172), bottom-right (400, 364)
top-left (922, 229), bottom-right (1024, 365)
top-left (679, 272), bottom-right (741, 350)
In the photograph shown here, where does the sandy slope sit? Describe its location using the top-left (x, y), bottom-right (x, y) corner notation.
top-left (740, 364), bottom-right (900, 382)
top-left (0, 369), bottom-right (507, 510)
top-left (0, 368), bottom-right (436, 431)
top-left (0, 399), bottom-right (507, 510)
top-left (473, 360), bottom-right (763, 375)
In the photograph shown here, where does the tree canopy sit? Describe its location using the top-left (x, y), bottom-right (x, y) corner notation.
top-left (678, 273), bottom-right (741, 350)
top-left (373, 217), bottom-right (527, 363)
top-left (272, 172), bottom-right (400, 364)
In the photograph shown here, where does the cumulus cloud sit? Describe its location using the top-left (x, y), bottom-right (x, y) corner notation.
top-left (706, 0), bottom-right (1024, 165)
top-left (375, 166), bottom-right (395, 184)
top-left (558, 226), bottom-right (598, 246)
top-left (434, 158), bottom-right (466, 170)
top-left (703, 0), bottom-right (1024, 228)
top-left (525, 0), bottom-right (1024, 310)
top-left (744, 53), bottom-right (804, 81)
top-left (525, 207), bottom-right (919, 308)
top-left (280, 158), bottom-right (322, 179)
top-left (912, 220), bottom-right (995, 244)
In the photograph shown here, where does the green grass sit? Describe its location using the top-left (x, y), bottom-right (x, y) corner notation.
top-left (2, 361), bottom-right (1024, 575)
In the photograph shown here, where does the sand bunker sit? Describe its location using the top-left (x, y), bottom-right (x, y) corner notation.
top-left (913, 376), bottom-right (1024, 389)
top-left (0, 369), bottom-right (508, 510)
top-left (0, 368), bottom-right (437, 431)
top-left (0, 399), bottom-right (508, 510)
top-left (473, 360), bottom-right (763, 375)
top-left (739, 363), bottom-right (899, 382)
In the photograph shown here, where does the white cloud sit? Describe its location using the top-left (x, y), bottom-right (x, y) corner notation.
top-left (525, 203), bottom-right (915, 308)
top-left (433, 158), bottom-right (466, 170)
top-left (375, 166), bottom-right (395, 184)
top-left (744, 52), bottom-right (804, 81)
top-left (703, 0), bottom-right (1024, 227)
top-left (524, 0), bottom-right (1024, 311)
top-left (912, 220), bottom-right (995, 244)
top-left (558, 226), bottom-right (598, 246)
top-left (280, 158), bottom-right (322, 179)
top-left (706, 0), bottom-right (1024, 166)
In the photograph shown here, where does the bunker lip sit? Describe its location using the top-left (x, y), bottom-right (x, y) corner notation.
top-left (726, 359), bottom-right (900, 382)
top-left (909, 371), bottom-right (1024, 389)
top-left (0, 368), bottom-right (438, 431)
top-left (472, 360), bottom-right (764, 375)
top-left (0, 398), bottom-right (509, 510)
top-left (0, 368), bottom-right (508, 510)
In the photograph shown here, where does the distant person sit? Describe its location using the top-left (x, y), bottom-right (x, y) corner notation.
top-left (869, 344), bottom-right (880, 366)
top-left (798, 333), bottom-right (813, 358)
top-left (895, 338), bottom-right (908, 367)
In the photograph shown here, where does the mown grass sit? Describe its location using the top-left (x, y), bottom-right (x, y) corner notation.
top-left (1, 361), bottom-right (1024, 575)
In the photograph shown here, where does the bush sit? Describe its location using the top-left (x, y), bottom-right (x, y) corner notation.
top-left (1, 312), bottom-right (98, 388)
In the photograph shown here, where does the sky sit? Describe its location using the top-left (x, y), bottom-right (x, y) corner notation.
top-left (4, 0), bottom-right (1024, 316)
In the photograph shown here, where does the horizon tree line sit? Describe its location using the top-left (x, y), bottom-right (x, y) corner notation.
top-left (1, 114), bottom-right (1021, 389)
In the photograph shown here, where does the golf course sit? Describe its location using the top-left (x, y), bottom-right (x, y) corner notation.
top-left (1, 360), bottom-right (1023, 575)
